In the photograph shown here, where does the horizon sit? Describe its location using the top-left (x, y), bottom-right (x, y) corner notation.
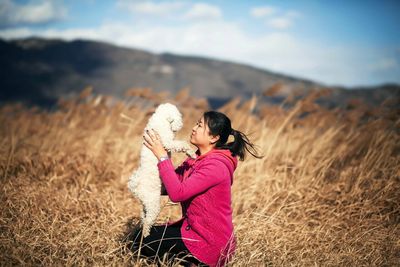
top-left (1, 0), bottom-right (399, 88)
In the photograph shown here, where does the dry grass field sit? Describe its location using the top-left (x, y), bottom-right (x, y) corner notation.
top-left (1, 87), bottom-right (399, 266)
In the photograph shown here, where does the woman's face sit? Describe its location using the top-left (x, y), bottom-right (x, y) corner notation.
top-left (190, 116), bottom-right (211, 147)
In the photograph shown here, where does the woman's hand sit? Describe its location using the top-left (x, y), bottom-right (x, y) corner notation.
top-left (143, 129), bottom-right (169, 161)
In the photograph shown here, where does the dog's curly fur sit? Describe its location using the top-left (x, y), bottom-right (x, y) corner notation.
top-left (128, 103), bottom-right (195, 237)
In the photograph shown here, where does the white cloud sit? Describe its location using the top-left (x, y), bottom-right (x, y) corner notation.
top-left (0, 27), bottom-right (34, 39)
top-left (117, 1), bottom-right (222, 21)
top-left (182, 3), bottom-right (222, 20)
top-left (267, 17), bottom-right (292, 29)
top-left (251, 6), bottom-right (302, 30)
top-left (265, 10), bottom-right (302, 30)
top-left (250, 6), bottom-right (276, 18)
top-left (0, 0), bottom-right (67, 27)
top-left (116, 0), bottom-right (185, 16)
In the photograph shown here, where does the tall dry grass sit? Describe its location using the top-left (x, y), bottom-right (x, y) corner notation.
top-left (1, 88), bottom-right (399, 266)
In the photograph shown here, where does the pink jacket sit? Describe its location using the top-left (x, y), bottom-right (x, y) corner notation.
top-left (157, 148), bottom-right (238, 266)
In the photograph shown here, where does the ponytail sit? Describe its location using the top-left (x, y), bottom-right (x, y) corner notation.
top-left (221, 129), bottom-right (263, 161)
top-left (203, 111), bottom-right (263, 161)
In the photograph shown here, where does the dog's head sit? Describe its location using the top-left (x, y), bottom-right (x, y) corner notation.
top-left (155, 103), bottom-right (183, 132)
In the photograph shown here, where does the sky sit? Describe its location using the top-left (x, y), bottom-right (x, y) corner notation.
top-left (0, 0), bottom-right (399, 87)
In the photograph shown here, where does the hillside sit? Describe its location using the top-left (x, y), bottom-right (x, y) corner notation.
top-left (0, 37), bottom-right (399, 108)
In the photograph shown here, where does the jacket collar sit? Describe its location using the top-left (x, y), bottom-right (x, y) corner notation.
top-left (193, 148), bottom-right (238, 170)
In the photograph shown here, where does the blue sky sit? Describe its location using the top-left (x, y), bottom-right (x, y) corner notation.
top-left (1, 0), bottom-right (399, 87)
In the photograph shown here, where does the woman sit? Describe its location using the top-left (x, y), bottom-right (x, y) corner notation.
top-left (128, 111), bottom-right (262, 266)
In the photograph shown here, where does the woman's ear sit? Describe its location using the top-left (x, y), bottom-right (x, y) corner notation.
top-left (210, 135), bottom-right (220, 145)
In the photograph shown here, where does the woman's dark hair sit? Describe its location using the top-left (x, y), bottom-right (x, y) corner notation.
top-left (203, 111), bottom-right (263, 161)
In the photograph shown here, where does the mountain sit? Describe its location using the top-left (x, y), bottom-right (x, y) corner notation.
top-left (0, 37), bottom-right (399, 108)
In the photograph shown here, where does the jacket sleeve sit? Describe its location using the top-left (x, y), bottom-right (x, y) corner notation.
top-left (161, 161), bottom-right (187, 195)
top-left (157, 159), bottom-right (227, 202)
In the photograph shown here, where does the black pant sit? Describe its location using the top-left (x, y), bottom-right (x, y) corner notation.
top-left (127, 220), bottom-right (205, 266)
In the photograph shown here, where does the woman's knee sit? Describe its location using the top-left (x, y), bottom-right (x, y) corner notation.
top-left (126, 226), bottom-right (142, 251)
top-left (127, 226), bottom-right (161, 254)
top-left (127, 224), bottom-right (187, 260)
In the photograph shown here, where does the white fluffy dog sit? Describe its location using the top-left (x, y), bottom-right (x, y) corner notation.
top-left (128, 103), bottom-right (195, 237)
